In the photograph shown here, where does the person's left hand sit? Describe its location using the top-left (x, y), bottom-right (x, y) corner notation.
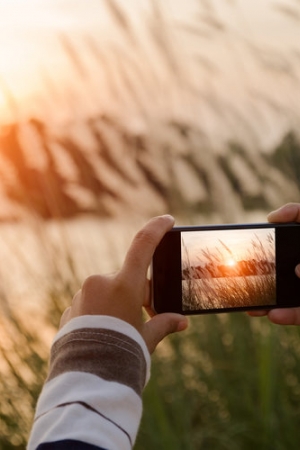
top-left (60, 215), bottom-right (189, 353)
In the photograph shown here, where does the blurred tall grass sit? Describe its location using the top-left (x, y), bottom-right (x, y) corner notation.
top-left (0, 0), bottom-right (300, 448)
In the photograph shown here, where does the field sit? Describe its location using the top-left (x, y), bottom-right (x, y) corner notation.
top-left (182, 274), bottom-right (276, 311)
top-left (1, 1), bottom-right (300, 449)
top-left (182, 231), bottom-right (277, 312)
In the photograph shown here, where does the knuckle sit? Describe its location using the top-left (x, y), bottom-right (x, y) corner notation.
top-left (81, 273), bottom-right (117, 297)
top-left (81, 274), bottom-right (108, 296)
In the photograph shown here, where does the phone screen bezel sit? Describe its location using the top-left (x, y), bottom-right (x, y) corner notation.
top-left (151, 222), bottom-right (300, 315)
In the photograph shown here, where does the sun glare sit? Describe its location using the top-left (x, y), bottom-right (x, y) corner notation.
top-left (0, 0), bottom-right (116, 123)
top-left (225, 258), bottom-right (236, 267)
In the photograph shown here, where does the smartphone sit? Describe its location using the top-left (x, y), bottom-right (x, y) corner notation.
top-left (151, 222), bottom-right (300, 315)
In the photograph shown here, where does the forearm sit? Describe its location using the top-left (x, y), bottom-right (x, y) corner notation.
top-left (27, 316), bottom-right (151, 450)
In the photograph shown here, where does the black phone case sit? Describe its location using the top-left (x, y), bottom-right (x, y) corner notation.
top-left (152, 222), bottom-right (300, 315)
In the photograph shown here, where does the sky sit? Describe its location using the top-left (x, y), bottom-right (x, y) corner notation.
top-left (181, 227), bottom-right (275, 267)
top-left (0, 0), bottom-right (299, 139)
top-left (0, 0), bottom-right (113, 121)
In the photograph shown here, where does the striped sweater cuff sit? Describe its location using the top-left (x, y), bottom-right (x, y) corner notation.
top-left (51, 315), bottom-right (151, 387)
top-left (53, 315), bottom-right (151, 376)
top-left (27, 316), bottom-right (151, 450)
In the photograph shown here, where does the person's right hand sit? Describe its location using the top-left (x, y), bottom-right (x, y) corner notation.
top-left (247, 203), bottom-right (300, 325)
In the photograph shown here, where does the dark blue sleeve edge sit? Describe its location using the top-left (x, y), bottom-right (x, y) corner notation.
top-left (36, 440), bottom-right (107, 450)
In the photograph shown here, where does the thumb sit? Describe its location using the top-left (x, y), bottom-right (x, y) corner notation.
top-left (142, 313), bottom-right (188, 354)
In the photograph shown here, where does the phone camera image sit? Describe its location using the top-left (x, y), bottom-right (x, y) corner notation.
top-left (181, 228), bottom-right (276, 312)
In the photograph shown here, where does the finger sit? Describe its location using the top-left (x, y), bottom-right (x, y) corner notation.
top-left (267, 308), bottom-right (300, 325)
top-left (60, 307), bottom-right (71, 328)
top-left (122, 215), bottom-right (175, 281)
top-left (143, 279), bottom-right (151, 308)
top-left (267, 203), bottom-right (300, 223)
top-left (142, 313), bottom-right (188, 354)
top-left (295, 264), bottom-right (300, 278)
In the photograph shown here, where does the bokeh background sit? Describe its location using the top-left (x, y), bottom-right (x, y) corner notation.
top-left (0, 0), bottom-right (300, 448)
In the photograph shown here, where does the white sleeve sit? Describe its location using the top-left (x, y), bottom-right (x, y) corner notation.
top-left (27, 315), bottom-right (151, 450)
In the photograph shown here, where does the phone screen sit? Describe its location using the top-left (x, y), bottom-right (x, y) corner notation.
top-left (152, 223), bottom-right (300, 315)
top-left (181, 227), bottom-right (276, 312)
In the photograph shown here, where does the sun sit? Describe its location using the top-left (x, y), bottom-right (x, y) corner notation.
top-left (225, 258), bottom-right (236, 267)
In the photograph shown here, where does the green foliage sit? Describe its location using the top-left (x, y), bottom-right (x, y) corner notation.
top-left (136, 314), bottom-right (300, 450)
top-left (0, 311), bottom-right (49, 448)
top-left (0, 224), bottom-right (80, 449)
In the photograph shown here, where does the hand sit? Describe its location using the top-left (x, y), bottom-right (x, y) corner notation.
top-left (60, 215), bottom-right (188, 353)
top-left (248, 203), bottom-right (300, 325)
